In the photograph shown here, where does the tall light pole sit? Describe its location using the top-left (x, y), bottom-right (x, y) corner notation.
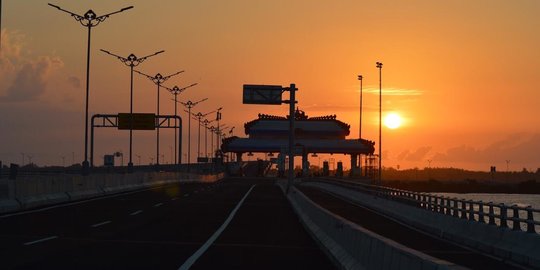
top-left (209, 126), bottom-right (215, 157)
top-left (177, 98), bottom-right (208, 172)
top-left (100, 49), bottom-right (164, 173)
top-left (376, 62), bottom-right (383, 185)
top-left (506, 160), bottom-right (511, 172)
top-left (164, 83), bottom-right (198, 164)
top-left (358, 75), bottom-right (363, 139)
top-left (134, 69), bottom-right (184, 168)
top-left (203, 119), bottom-right (215, 158)
top-left (48, 3), bottom-right (133, 175)
top-left (358, 74), bottom-right (363, 174)
top-left (216, 108), bottom-right (223, 153)
top-left (190, 109), bottom-right (217, 160)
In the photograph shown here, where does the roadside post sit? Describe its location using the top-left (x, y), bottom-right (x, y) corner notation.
top-left (242, 83), bottom-right (297, 193)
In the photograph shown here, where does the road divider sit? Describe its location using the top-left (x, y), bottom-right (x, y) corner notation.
top-left (0, 172), bottom-right (224, 215)
top-left (279, 181), bottom-right (462, 270)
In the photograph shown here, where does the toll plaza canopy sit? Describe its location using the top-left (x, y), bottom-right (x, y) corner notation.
top-left (221, 109), bottom-right (375, 166)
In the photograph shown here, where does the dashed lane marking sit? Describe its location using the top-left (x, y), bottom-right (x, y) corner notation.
top-left (91, 221), bottom-right (112, 228)
top-left (154, 203), bottom-right (164, 207)
top-left (130, 210), bottom-right (143, 216)
top-left (23, 236), bottom-right (58, 246)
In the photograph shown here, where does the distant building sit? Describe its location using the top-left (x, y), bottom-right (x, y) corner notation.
top-left (221, 108), bottom-right (375, 177)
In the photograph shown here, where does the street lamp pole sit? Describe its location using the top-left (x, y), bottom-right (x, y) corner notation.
top-left (209, 126), bottom-right (215, 157)
top-left (376, 62), bottom-right (383, 185)
top-left (190, 110), bottom-right (217, 160)
top-left (100, 49), bottom-right (164, 173)
top-left (202, 119), bottom-right (214, 158)
top-left (177, 98), bottom-right (208, 172)
top-left (134, 69), bottom-right (184, 169)
top-left (358, 75), bottom-right (363, 139)
top-left (216, 108), bottom-right (223, 154)
top-left (48, 3), bottom-right (133, 175)
top-left (163, 83), bottom-right (198, 164)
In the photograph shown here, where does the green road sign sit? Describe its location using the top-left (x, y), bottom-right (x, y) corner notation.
top-left (243, 84), bottom-right (283, 105)
top-left (118, 113), bottom-right (155, 130)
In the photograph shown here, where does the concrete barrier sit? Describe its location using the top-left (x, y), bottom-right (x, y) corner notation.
top-left (0, 172), bottom-right (224, 214)
top-left (303, 181), bottom-right (540, 269)
top-left (279, 182), bottom-right (464, 270)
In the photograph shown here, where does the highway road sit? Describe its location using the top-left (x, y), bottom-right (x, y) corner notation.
top-left (299, 185), bottom-right (526, 270)
top-left (0, 178), bottom-right (334, 269)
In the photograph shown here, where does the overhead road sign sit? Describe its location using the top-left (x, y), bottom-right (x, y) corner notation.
top-left (243, 85), bottom-right (283, 105)
top-left (118, 113), bottom-right (155, 130)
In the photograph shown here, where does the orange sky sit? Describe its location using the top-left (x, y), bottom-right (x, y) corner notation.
top-left (1, 0), bottom-right (539, 171)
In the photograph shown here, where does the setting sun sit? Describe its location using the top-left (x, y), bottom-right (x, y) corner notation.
top-left (384, 113), bottom-right (402, 129)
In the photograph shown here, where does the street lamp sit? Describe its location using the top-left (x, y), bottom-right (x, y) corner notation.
top-left (134, 69), bottom-right (184, 168)
top-left (176, 98), bottom-right (208, 172)
top-left (216, 108), bottom-right (223, 151)
top-left (163, 83), bottom-right (198, 164)
top-left (100, 49), bottom-right (164, 173)
top-left (376, 61), bottom-right (383, 185)
top-left (48, 3), bottom-right (133, 175)
top-left (209, 126), bottom-right (215, 157)
top-left (358, 74), bottom-right (363, 139)
top-left (189, 109), bottom-right (218, 160)
top-left (202, 119), bottom-right (215, 158)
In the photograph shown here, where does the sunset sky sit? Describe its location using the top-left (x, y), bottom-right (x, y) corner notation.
top-left (1, 0), bottom-right (539, 171)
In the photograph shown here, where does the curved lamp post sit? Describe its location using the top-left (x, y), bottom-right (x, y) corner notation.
top-left (134, 69), bottom-right (184, 168)
top-left (100, 49), bottom-right (164, 172)
top-left (48, 3), bottom-right (133, 174)
top-left (163, 83), bottom-right (198, 164)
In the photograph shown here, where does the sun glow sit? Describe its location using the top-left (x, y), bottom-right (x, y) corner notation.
top-left (384, 113), bottom-right (402, 129)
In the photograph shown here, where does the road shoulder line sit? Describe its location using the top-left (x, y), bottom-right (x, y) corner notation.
top-left (178, 184), bottom-right (256, 270)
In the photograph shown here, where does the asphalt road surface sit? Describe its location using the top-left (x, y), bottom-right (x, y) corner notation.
top-left (298, 185), bottom-right (526, 270)
top-left (0, 178), bottom-right (334, 270)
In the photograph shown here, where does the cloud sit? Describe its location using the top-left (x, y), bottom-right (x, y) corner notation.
top-left (430, 133), bottom-right (540, 167)
top-left (0, 56), bottom-right (63, 102)
top-left (0, 29), bottom-right (64, 102)
top-left (67, 76), bottom-right (81, 88)
top-left (364, 87), bottom-right (423, 96)
top-left (397, 146), bottom-right (432, 162)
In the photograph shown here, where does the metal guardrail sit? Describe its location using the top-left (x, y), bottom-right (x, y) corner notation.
top-left (306, 178), bottom-right (540, 234)
top-left (0, 163), bottom-right (227, 179)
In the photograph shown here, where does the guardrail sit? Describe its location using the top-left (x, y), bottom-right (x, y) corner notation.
top-left (306, 178), bottom-right (539, 234)
top-left (0, 163), bottom-right (226, 179)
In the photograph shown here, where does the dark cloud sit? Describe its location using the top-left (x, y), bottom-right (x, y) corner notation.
top-left (397, 146), bottom-right (432, 162)
top-left (67, 76), bottom-right (81, 89)
top-left (431, 134), bottom-right (540, 166)
top-left (0, 56), bottom-right (63, 102)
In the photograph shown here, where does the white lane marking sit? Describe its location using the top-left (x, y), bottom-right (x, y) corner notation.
top-left (171, 197), bottom-right (179, 201)
top-left (178, 184), bottom-right (256, 270)
top-left (91, 220), bottom-right (112, 228)
top-left (154, 203), bottom-right (163, 207)
top-left (184, 194), bottom-right (189, 197)
top-left (23, 235), bottom-right (58, 246)
top-left (130, 210), bottom-right (143, 216)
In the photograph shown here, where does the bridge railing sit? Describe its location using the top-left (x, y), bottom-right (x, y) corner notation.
top-left (305, 178), bottom-right (540, 234)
